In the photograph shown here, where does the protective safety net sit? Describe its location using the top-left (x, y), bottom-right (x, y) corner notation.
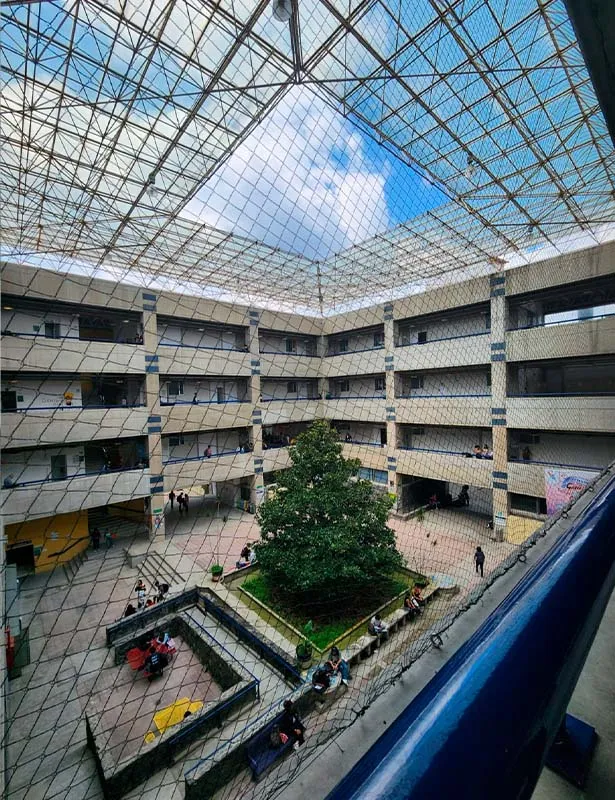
top-left (1, 1), bottom-right (615, 799)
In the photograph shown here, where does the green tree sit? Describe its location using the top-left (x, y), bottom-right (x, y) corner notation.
top-left (255, 420), bottom-right (403, 612)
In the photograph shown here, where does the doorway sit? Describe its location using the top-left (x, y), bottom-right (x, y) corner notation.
top-left (50, 454), bottom-right (68, 480)
top-left (1, 390), bottom-right (17, 412)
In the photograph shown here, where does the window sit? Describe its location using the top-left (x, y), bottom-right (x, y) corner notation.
top-left (168, 380), bottom-right (184, 396)
top-left (373, 331), bottom-right (384, 347)
top-left (339, 380), bottom-right (350, 393)
top-left (338, 338), bottom-right (349, 353)
top-left (374, 377), bottom-right (385, 392)
top-left (169, 434), bottom-right (185, 446)
top-left (287, 381), bottom-right (298, 394)
top-left (485, 312), bottom-right (491, 330)
top-left (240, 485), bottom-right (251, 501)
top-left (44, 322), bottom-right (61, 339)
top-left (417, 331), bottom-right (428, 344)
top-left (410, 426), bottom-right (425, 435)
top-left (409, 375), bottom-right (424, 390)
top-left (398, 327), bottom-right (411, 346)
top-left (486, 372), bottom-right (492, 388)
top-left (519, 432), bottom-right (540, 445)
top-left (285, 338), bottom-right (297, 353)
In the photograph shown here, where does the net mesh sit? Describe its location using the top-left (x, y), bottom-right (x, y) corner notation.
top-left (1, 1), bottom-right (615, 799)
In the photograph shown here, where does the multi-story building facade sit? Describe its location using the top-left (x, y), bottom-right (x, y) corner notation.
top-left (2, 240), bottom-right (614, 570)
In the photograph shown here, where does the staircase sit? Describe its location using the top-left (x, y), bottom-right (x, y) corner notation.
top-left (137, 550), bottom-right (187, 595)
top-left (88, 508), bottom-right (149, 543)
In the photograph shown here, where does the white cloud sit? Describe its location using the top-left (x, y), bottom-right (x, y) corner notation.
top-left (183, 85), bottom-right (392, 259)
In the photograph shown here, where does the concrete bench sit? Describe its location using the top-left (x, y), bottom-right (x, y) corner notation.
top-left (245, 713), bottom-right (295, 782)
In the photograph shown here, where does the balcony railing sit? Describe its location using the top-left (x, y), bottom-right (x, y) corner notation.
top-left (397, 446), bottom-right (493, 459)
top-left (162, 448), bottom-right (250, 466)
top-left (158, 341), bottom-right (248, 352)
top-left (261, 396), bottom-right (319, 402)
top-left (2, 463), bottom-right (149, 489)
top-left (396, 393), bottom-right (491, 399)
top-left (1, 330), bottom-right (143, 344)
top-left (326, 344), bottom-right (385, 357)
top-left (327, 394), bottom-right (386, 400)
top-left (395, 330), bottom-right (490, 348)
top-left (508, 457), bottom-right (603, 471)
top-left (508, 310), bottom-right (615, 332)
top-left (507, 391), bottom-right (615, 398)
top-left (259, 349), bottom-right (318, 357)
top-left (159, 398), bottom-right (247, 406)
top-left (5, 402), bottom-right (146, 412)
top-left (341, 439), bottom-right (386, 447)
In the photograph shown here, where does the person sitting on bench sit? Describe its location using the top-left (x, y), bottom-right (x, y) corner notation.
top-left (412, 585), bottom-right (426, 606)
top-left (326, 646), bottom-right (350, 686)
top-left (369, 614), bottom-right (388, 635)
top-left (404, 593), bottom-right (420, 617)
top-left (280, 700), bottom-right (305, 751)
top-left (236, 544), bottom-right (256, 569)
top-left (312, 665), bottom-right (331, 695)
top-left (142, 646), bottom-right (168, 680)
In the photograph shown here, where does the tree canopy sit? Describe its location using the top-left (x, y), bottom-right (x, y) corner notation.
top-left (255, 420), bottom-right (403, 610)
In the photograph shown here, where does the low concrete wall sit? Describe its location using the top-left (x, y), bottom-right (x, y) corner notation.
top-left (184, 683), bottom-right (317, 799)
top-left (106, 587), bottom-right (198, 646)
top-left (90, 607), bottom-right (258, 799)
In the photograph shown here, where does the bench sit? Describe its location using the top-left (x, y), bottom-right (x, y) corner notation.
top-left (245, 713), bottom-right (295, 781)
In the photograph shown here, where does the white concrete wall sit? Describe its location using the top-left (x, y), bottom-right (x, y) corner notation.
top-left (1, 444), bottom-right (85, 485)
top-left (329, 375), bottom-right (385, 398)
top-left (2, 309), bottom-right (79, 338)
top-left (162, 429), bottom-right (243, 461)
top-left (400, 426), bottom-right (491, 454)
top-left (261, 379), bottom-right (318, 400)
top-left (1, 377), bottom-right (82, 409)
top-left (158, 323), bottom-right (239, 349)
top-left (509, 432), bottom-right (615, 468)
top-left (159, 378), bottom-right (247, 404)
top-left (260, 332), bottom-right (317, 356)
top-left (397, 309), bottom-right (489, 344)
top-left (397, 369), bottom-right (490, 397)
top-left (328, 328), bottom-right (384, 353)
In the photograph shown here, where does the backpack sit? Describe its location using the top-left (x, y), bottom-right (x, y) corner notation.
top-left (269, 725), bottom-right (283, 748)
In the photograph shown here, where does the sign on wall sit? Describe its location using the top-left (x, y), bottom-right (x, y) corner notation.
top-left (544, 467), bottom-right (598, 516)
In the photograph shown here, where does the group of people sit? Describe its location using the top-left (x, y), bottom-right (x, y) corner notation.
top-left (130, 631), bottom-right (176, 680)
top-left (404, 585), bottom-right (426, 617)
top-left (311, 645), bottom-right (352, 695)
top-left (124, 579), bottom-right (170, 615)
top-left (236, 543), bottom-right (257, 569)
top-left (427, 485), bottom-right (470, 510)
top-left (469, 444), bottom-right (493, 459)
top-left (90, 527), bottom-right (114, 549)
top-left (168, 490), bottom-right (190, 514)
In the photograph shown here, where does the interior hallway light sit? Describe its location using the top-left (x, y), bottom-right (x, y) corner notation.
top-left (272, 0), bottom-right (292, 23)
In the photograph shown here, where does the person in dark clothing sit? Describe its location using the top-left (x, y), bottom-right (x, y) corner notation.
top-left (169, 490), bottom-right (176, 510)
top-left (183, 493), bottom-right (189, 515)
top-left (91, 527), bottom-right (101, 550)
top-left (142, 646), bottom-right (168, 680)
top-left (280, 699), bottom-right (305, 750)
top-left (124, 604), bottom-right (137, 617)
top-left (475, 546), bottom-right (485, 577)
top-left (458, 485), bottom-right (470, 506)
top-left (154, 580), bottom-right (170, 602)
top-left (177, 492), bottom-right (184, 514)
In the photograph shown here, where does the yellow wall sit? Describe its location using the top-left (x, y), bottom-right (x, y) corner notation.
top-left (506, 514), bottom-right (544, 545)
top-left (6, 510), bottom-right (89, 572)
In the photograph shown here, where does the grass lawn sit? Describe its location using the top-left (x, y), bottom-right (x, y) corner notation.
top-left (242, 571), bottom-right (423, 651)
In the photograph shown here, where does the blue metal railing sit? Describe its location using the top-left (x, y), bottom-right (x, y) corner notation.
top-left (4, 403), bottom-right (146, 412)
top-left (397, 446), bottom-right (489, 458)
top-left (395, 330), bottom-right (490, 347)
top-left (4, 464), bottom-right (148, 489)
top-left (159, 399), bottom-right (246, 406)
top-left (508, 391), bottom-right (615, 398)
top-left (509, 457), bottom-right (602, 471)
top-left (163, 449), bottom-right (248, 465)
top-left (157, 341), bottom-right (247, 352)
top-left (1, 330), bottom-right (143, 344)
top-left (261, 397), bottom-right (319, 403)
top-left (259, 349), bottom-right (318, 357)
top-left (508, 310), bottom-right (615, 332)
top-left (325, 395), bottom-right (386, 400)
top-left (326, 472), bottom-right (615, 800)
top-left (343, 440), bottom-right (386, 447)
top-left (396, 393), bottom-right (491, 399)
top-left (325, 344), bottom-right (385, 357)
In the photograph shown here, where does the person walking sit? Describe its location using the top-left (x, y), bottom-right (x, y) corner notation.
top-left (177, 492), bottom-right (184, 515)
top-left (183, 493), bottom-right (189, 515)
top-left (169, 489), bottom-right (176, 510)
top-left (135, 579), bottom-right (147, 609)
top-left (104, 529), bottom-right (113, 549)
top-left (474, 546), bottom-right (485, 577)
top-left (91, 527), bottom-right (101, 550)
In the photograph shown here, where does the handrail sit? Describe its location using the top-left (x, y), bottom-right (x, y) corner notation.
top-left (4, 403), bottom-right (146, 412)
top-left (4, 465), bottom-right (148, 489)
top-left (261, 397), bottom-right (319, 403)
top-left (343, 440), bottom-right (386, 448)
top-left (395, 329), bottom-right (490, 347)
top-left (1, 330), bottom-right (143, 344)
top-left (508, 457), bottom-right (601, 471)
top-left (325, 395), bottom-right (386, 400)
top-left (397, 446), bottom-right (492, 458)
top-left (159, 398), bottom-right (246, 406)
top-left (325, 344), bottom-right (385, 357)
top-left (163, 449), bottom-right (249, 465)
top-left (507, 391), bottom-right (615, 398)
top-left (508, 310), bottom-right (615, 332)
top-left (259, 349), bottom-right (318, 357)
top-left (157, 342), bottom-right (247, 352)
top-left (45, 536), bottom-right (90, 558)
top-left (396, 393), bottom-right (491, 399)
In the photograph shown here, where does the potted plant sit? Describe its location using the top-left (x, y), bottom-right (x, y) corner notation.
top-left (211, 564), bottom-right (223, 582)
top-left (296, 621), bottom-right (314, 670)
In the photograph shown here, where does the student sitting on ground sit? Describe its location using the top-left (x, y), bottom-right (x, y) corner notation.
top-left (327, 646), bottom-right (351, 685)
top-left (369, 614), bottom-right (388, 636)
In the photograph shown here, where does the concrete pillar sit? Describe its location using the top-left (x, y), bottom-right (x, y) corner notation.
top-left (383, 302), bottom-right (399, 508)
top-left (142, 295), bottom-right (165, 538)
top-left (317, 334), bottom-right (328, 410)
top-left (248, 310), bottom-right (264, 506)
top-left (489, 274), bottom-right (509, 540)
